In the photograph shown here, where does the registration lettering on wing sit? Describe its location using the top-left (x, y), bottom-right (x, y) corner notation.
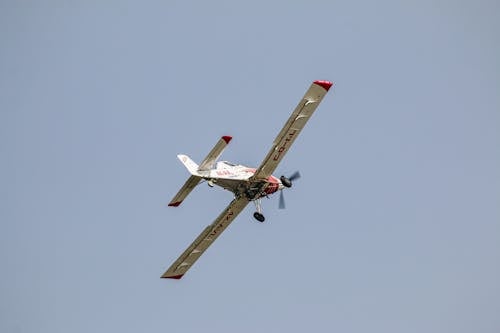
top-left (208, 210), bottom-right (235, 238)
top-left (273, 130), bottom-right (297, 161)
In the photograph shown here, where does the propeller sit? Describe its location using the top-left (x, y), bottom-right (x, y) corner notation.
top-left (278, 171), bottom-right (301, 209)
top-left (279, 190), bottom-right (286, 209)
top-left (288, 171), bottom-right (301, 182)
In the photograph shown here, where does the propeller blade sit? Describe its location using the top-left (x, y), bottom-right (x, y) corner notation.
top-left (279, 190), bottom-right (285, 209)
top-left (289, 171), bottom-right (301, 181)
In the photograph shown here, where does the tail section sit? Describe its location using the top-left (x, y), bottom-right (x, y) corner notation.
top-left (168, 136), bottom-right (232, 207)
top-left (177, 154), bottom-right (202, 176)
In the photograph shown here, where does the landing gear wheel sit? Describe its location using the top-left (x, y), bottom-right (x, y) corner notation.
top-left (253, 212), bottom-right (265, 222)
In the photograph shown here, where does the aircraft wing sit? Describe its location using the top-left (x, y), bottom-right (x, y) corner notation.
top-left (251, 80), bottom-right (333, 180)
top-left (161, 196), bottom-right (249, 279)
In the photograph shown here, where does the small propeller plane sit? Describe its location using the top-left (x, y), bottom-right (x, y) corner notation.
top-left (162, 80), bottom-right (333, 279)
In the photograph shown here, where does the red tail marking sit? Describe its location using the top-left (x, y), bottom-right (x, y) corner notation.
top-left (222, 136), bottom-right (232, 144)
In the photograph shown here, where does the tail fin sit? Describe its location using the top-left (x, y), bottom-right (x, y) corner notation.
top-left (177, 154), bottom-right (201, 176)
top-left (167, 155), bottom-right (201, 207)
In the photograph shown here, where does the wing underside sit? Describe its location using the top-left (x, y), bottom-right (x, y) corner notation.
top-left (161, 196), bottom-right (249, 279)
top-left (251, 80), bottom-right (332, 180)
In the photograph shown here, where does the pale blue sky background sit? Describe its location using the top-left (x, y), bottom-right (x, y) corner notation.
top-left (1, 1), bottom-right (499, 332)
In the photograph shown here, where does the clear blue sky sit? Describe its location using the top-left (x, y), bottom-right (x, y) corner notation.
top-left (1, 1), bottom-right (499, 332)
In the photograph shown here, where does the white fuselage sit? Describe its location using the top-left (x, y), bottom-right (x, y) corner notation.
top-left (204, 161), bottom-right (283, 200)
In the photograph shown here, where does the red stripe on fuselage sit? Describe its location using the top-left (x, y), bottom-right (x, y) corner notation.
top-left (264, 175), bottom-right (280, 195)
top-left (244, 168), bottom-right (280, 196)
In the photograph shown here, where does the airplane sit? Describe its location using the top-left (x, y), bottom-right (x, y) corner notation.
top-left (162, 80), bottom-right (333, 279)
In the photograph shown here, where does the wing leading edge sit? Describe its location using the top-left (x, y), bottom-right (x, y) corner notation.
top-left (251, 80), bottom-right (333, 180)
top-left (161, 196), bottom-right (249, 279)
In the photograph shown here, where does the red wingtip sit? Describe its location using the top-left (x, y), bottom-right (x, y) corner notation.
top-left (168, 201), bottom-right (182, 207)
top-left (313, 80), bottom-right (333, 91)
top-left (162, 274), bottom-right (184, 280)
top-left (222, 135), bottom-right (232, 144)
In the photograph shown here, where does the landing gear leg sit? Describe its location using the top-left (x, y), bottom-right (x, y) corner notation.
top-left (253, 199), bottom-right (265, 222)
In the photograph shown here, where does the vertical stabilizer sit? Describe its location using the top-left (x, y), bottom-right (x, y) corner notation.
top-left (177, 154), bottom-right (201, 176)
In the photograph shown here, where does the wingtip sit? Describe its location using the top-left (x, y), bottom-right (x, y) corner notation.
top-left (168, 201), bottom-right (182, 207)
top-left (222, 135), bottom-right (232, 144)
top-left (313, 80), bottom-right (333, 91)
top-left (161, 274), bottom-right (184, 280)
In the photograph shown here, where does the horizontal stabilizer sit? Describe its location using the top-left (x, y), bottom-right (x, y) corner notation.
top-left (198, 136), bottom-right (232, 171)
top-left (168, 135), bottom-right (231, 209)
top-left (168, 175), bottom-right (202, 207)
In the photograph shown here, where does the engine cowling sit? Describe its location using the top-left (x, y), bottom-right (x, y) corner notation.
top-left (280, 176), bottom-right (292, 188)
